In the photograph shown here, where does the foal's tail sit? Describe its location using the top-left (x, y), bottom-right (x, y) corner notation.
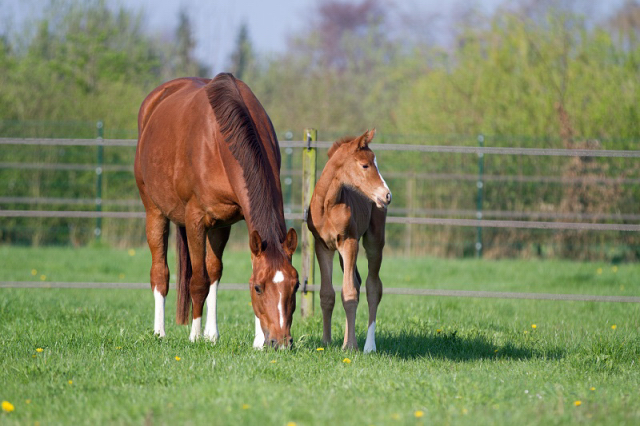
top-left (176, 225), bottom-right (192, 325)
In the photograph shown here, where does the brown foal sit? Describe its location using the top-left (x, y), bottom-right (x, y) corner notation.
top-left (307, 129), bottom-right (391, 351)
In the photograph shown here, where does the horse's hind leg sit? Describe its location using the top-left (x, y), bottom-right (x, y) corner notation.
top-left (203, 226), bottom-right (231, 342)
top-left (145, 208), bottom-right (170, 337)
top-left (315, 242), bottom-right (335, 344)
top-left (362, 209), bottom-right (386, 353)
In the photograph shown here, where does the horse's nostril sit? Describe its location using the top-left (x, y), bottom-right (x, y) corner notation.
top-left (269, 339), bottom-right (278, 348)
top-left (288, 337), bottom-right (294, 346)
top-left (386, 192), bottom-right (392, 203)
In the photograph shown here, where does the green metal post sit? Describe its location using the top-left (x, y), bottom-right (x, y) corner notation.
top-left (95, 121), bottom-right (104, 240)
top-left (475, 134), bottom-right (484, 258)
top-left (300, 128), bottom-right (317, 318)
top-left (284, 131), bottom-right (294, 230)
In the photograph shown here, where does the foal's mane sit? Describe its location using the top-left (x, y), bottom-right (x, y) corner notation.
top-left (327, 136), bottom-right (355, 158)
top-left (206, 73), bottom-right (285, 246)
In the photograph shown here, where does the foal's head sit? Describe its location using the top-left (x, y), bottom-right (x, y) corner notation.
top-left (249, 228), bottom-right (299, 349)
top-left (327, 129), bottom-right (392, 208)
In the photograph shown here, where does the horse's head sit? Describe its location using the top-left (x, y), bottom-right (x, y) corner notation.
top-left (328, 129), bottom-right (392, 208)
top-left (249, 228), bottom-right (299, 349)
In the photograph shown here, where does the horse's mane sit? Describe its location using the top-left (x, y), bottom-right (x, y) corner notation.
top-left (327, 136), bottom-right (355, 158)
top-left (205, 73), bottom-right (285, 247)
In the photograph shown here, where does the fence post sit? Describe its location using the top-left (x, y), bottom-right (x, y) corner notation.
top-left (284, 131), bottom-right (294, 230)
top-left (95, 121), bottom-right (104, 240)
top-left (300, 128), bottom-right (317, 318)
top-left (475, 134), bottom-right (484, 258)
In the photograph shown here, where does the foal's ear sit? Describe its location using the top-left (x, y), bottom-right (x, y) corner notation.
top-left (357, 128), bottom-right (376, 150)
top-left (249, 230), bottom-right (266, 256)
top-left (283, 228), bottom-right (298, 257)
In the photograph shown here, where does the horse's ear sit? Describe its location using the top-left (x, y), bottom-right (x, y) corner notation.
top-left (250, 230), bottom-right (265, 256)
top-left (283, 228), bottom-right (298, 257)
top-left (357, 128), bottom-right (376, 150)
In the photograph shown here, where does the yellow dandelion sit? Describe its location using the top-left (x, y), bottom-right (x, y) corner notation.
top-left (391, 413), bottom-right (400, 420)
top-left (436, 329), bottom-right (442, 333)
top-left (524, 330), bottom-right (529, 334)
top-left (32, 354), bottom-right (37, 358)
top-left (175, 356), bottom-right (181, 361)
top-left (287, 422), bottom-right (297, 426)
top-left (248, 301), bottom-right (252, 306)
top-left (611, 324), bottom-right (617, 330)
top-left (40, 275), bottom-right (46, 281)
top-left (342, 358), bottom-right (351, 364)
top-left (36, 348), bottom-right (43, 353)
top-left (68, 380), bottom-right (73, 385)
top-left (462, 408), bottom-right (469, 415)
top-left (270, 360), bottom-right (277, 364)
top-left (612, 266), bottom-right (618, 273)
top-left (590, 387), bottom-right (596, 391)
top-left (316, 347), bottom-right (324, 351)
top-left (25, 399), bottom-right (31, 404)
top-left (414, 410), bottom-right (424, 418)
top-left (531, 324), bottom-right (537, 329)
top-left (574, 400), bottom-right (582, 407)
top-left (494, 349), bottom-right (499, 353)
top-left (31, 269), bottom-right (37, 276)
top-left (596, 268), bottom-right (603, 275)
top-left (2, 401), bottom-right (14, 412)
top-left (115, 346), bottom-right (122, 350)
top-left (128, 249), bottom-right (136, 256)
top-left (242, 404), bottom-right (250, 410)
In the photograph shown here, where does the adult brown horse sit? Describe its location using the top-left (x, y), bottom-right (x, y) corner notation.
top-left (307, 129), bottom-right (391, 352)
top-left (135, 73), bottom-right (299, 349)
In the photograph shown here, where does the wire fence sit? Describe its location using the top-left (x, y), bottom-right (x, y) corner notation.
top-left (1, 136), bottom-right (639, 303)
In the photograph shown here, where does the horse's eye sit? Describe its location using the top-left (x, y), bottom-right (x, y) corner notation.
top-left (294, 282), bottom-right (300, 293)
top-left (362, 164), bottom-right (369, 169)
top-left (254, 284), bottom-right (262, 295)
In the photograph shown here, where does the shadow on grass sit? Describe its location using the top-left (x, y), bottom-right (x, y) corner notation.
top-left (374, 330), bottom-right (565, 361)
top-left (301, 331), bottom-right (565, 362)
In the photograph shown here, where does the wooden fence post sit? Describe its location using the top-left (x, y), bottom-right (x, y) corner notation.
top-left (300, 128), bottom-right (317, 318)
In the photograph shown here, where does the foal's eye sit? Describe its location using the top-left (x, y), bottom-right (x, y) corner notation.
top-left (294, 282), bottom-right (300, 293)
top-left (254, 284), bottom-right (262, 295)
top-left (362, 164), bottom-right (369, 169)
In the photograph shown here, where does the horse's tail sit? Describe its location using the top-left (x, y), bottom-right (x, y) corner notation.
top-left (175, 225), bottom-right (192, 325)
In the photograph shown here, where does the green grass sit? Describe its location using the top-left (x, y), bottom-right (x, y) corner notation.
top-left (1, 245), bottom-right (640, 425)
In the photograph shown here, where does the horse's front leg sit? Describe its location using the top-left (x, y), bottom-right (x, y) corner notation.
top-left (315, 242), bottom-right (335, 345)
top-left (185, 209), bottom-right (209, 342)
top-left (362, 211), bottom-right (386, 353)
top-left (203, 226), bottom-right (231, 342)
top-left (338, 238), bottom-right (360, 350)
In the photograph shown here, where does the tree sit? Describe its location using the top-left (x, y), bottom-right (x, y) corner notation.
top-left (229, 22), bottom-right (254, 80)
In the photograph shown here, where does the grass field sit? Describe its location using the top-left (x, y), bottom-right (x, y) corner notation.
top-left (1, 245), bottom-right (640, 425)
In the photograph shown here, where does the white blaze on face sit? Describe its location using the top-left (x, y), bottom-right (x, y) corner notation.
top-left (153, 288), bottom-right (166, 337)
top-left (273, 270), bottom-right (285, 329)
top-left (253, 315), bottom-right (265, 349)
top-left (373, 156), bottom-right (390, 193)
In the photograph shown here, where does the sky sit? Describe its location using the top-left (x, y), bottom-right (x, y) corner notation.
top-left (1, 0), bottom-right (628, 74)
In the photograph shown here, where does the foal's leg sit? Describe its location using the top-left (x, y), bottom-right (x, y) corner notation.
top-left (185, 208), bottom-right (209, 342)
top-left (144, 208), bottom-right (170, 337)
top-left (203, 226), bottom-right (231, 342)
top-left (315, 242), bottom-right (335, 344)
top-left (362, 209), bottom-right (386, 353)
top-left (338, 238), bottom-right (360, 350)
